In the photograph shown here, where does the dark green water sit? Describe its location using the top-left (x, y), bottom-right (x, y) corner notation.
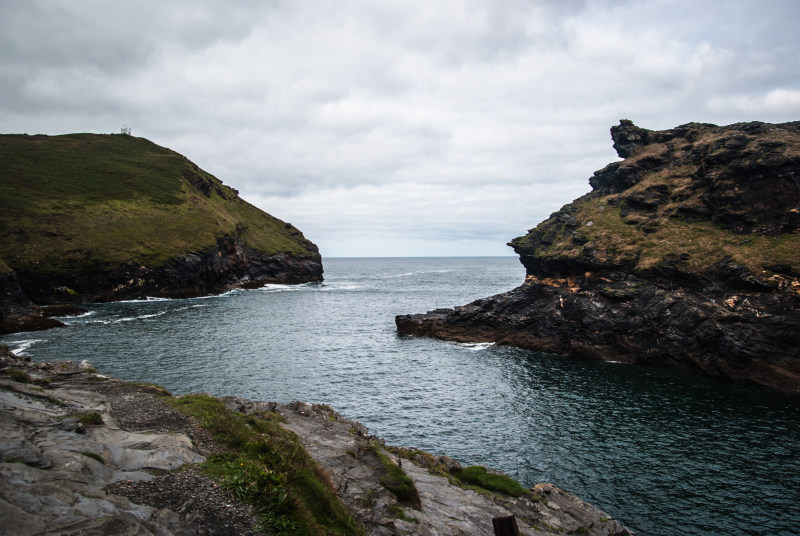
top-left (3, 257), bottom-right (799, 535)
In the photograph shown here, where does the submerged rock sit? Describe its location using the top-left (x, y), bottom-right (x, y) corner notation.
top-left (398, 120), bottom-right (800, 392)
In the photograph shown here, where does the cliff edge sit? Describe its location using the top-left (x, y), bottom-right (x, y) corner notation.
top-left (0, 133), bottom-right (322, 334)
top-left (397, 120), bottom-right (800, 392)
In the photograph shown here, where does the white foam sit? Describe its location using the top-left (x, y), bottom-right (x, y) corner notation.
top-left (259, 283), bottom-right (303, 292)
top-left (454, 342), bottom-right (495, 351)
top-left (8, 339), bottom-right (44, 355)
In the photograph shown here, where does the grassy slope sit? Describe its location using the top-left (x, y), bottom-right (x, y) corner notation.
top-left (512, 127), bottom-right (800, 279)
top-left (0, 133), bottom-right (317, 276)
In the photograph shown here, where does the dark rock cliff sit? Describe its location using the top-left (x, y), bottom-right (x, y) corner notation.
top-left (397, 120), bottom-right (800, 392)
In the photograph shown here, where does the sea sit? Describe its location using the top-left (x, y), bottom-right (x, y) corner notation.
top-left (2, 257), bottom-right (798, 536)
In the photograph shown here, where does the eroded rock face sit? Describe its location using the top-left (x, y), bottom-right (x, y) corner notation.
top-left (15, 236), bottom-right (323, 305)
top-left (398, 120), bottom-right (800, 392)
top-left (0, 357), bottom-right (205, 535)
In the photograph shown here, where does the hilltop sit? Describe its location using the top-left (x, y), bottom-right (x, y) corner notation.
top-left (398, 120), bottom-right (800, 392)
top-left (0, 133), bottom-right (322, 333)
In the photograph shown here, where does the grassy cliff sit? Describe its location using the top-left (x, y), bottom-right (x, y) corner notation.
top-left (510, 121), bottom-right (800, 282)
top-left (0, 133), bottom-right (318, 277)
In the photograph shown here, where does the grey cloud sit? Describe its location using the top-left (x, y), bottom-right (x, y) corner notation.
top-left (1, 1), bottom-right (798, 255)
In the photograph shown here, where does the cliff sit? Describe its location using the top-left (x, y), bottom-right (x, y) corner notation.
top-left (0, 133), bottom-right (322, 333)
top-left (397, 120), bottom-right (800, 392)
top-left (0, 348), bottom-right (631, 535)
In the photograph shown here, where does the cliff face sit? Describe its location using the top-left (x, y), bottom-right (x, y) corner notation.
top-left (0, 133), bottom-right (322, 333)
top-left (397, 120), bottom-right (800, 392)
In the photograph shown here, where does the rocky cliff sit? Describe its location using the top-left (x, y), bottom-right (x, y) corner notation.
top-left (0, 133), bottom-right (322, 333)
top-left (397, 120), bottom-right (800, 392)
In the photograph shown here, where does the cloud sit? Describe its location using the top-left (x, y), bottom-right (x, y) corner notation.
top-left (1, 0), bottom-right (798, 256)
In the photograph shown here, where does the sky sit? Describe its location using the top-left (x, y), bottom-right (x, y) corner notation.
top-left (2, 1), bottom-right (799, 257)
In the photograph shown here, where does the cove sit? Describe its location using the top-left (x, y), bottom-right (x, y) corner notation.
top-left (3, 257), bottom-right (799, 536)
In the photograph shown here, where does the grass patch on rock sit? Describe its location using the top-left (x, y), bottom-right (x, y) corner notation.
top-left (75, 411), bottom-right (104, 425)
top-left (169, 394), bottom-right (364, 535)
top-left (6, 368), bottom-right (29, 383)
top-left (81, 451), bottom-right (105, 464)
top-left (362, 441), bottom-right (422, 509)
top-left (453, 465), bottom-right (529, 497)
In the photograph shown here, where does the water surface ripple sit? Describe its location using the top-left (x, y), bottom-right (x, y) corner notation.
top-left (3, 257), bottom-right (798, 536)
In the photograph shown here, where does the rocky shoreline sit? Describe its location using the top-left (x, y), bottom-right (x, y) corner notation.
top-left (0, 243), bottom-right (323, 335)
top-left (0, 346), bottom-right (632, 535)
top-left (397, 120), bottom-right (800, 392)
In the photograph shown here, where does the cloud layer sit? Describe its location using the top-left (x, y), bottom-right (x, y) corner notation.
top-left (2, 0), bottom-right (799, 256)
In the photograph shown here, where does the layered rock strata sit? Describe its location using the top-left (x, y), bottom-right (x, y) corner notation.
top-left (397, 120), bottom-right (800, 392)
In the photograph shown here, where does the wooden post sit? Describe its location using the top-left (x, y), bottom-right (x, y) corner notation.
top-left (492, 514), bottom-right (520, 536)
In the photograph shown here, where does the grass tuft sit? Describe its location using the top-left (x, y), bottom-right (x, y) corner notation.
top-left (75, 412), bottom-right (104, 425)
top-left (81, 451), bottom-right (105, 464)
top-left (169, 394), bottom-right (364, 535)
top-left (454, 466), bottom-right (529, 497)
top-left (6, 368), bottom-right (29, 383)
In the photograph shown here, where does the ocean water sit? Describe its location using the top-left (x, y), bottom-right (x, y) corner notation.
top-left (3, 257), bottom-right (799, 536)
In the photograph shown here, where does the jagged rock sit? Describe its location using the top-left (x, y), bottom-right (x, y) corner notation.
top-left (399, 120), bottom-right (800, 392)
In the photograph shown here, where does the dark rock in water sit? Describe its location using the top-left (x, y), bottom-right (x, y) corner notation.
top-left (0, 267), bottom-right (66, 334)
top-left (398, 120), bottom-right (800, 392)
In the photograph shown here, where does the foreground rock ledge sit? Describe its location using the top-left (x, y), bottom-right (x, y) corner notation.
top-left (0, 348), bottom-right (631, 536)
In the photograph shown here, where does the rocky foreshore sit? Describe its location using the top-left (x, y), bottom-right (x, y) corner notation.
top-left (0, 346), bottom-right (632, 536)
top-left (397, 120), bottom-right (800, 392)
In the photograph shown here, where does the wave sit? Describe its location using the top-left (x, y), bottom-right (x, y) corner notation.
top-left (85, 303), bottom-right (207, 325)
top-left (7, 339), bottom-right (44, 355)
top-left (116, 296), bottom-right (172, 304)
top-left (380, 269), bottom-right (453, 279)
top-left (452, 342), bottom-right (495, 351)
top-left (258, 283), bottom-right (306, 292)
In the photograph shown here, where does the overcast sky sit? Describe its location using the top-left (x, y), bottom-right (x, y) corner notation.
top-left (2, 1), bottom-right (799, 257)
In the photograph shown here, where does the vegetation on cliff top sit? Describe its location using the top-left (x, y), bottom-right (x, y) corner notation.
top-left (0, 133), bottom-right (318, 276)
top-left (510, 121), bottom-right (800, 282)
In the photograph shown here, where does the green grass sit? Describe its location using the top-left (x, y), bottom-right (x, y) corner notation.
top-left (510, 124), bottom-right (800, 282)
top-left (366, 443), bottom-right (421, 509)
top-left (454, 466), bottom-right (529, 497)
top-left (0, 133), bottom-right (319, 278)
top-left (6, 368), bottom-right (29, 383)
top-left (514, 178), bottom-right (800, 281)
top-left (75, 411), bottom-right (104, 425)
top-left (81, 451), bottom-right (105, 464)
top-left (169, 394), bottom-right (364, 536)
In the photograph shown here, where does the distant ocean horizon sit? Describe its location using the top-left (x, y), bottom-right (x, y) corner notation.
top-left (4, 257), bottom-right (799, 536)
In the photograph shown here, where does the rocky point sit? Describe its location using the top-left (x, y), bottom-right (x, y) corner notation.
top-left (397, 120), bottom-right (800, 392)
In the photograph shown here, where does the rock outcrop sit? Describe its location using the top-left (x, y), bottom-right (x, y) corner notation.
top-left (0, 133), bottom-right (323, 333)
top-left (0, 349), bottom-right (632, 535)
top-left (397, 120), bottom-right (800, 392)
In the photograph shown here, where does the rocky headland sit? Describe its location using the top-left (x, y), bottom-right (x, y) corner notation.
top-left (0, 346), bottom-right (631, 535)
top-left (0, 133), bottom-right (322, 334)
top-left (397, 120), bottom-right (800, 392)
